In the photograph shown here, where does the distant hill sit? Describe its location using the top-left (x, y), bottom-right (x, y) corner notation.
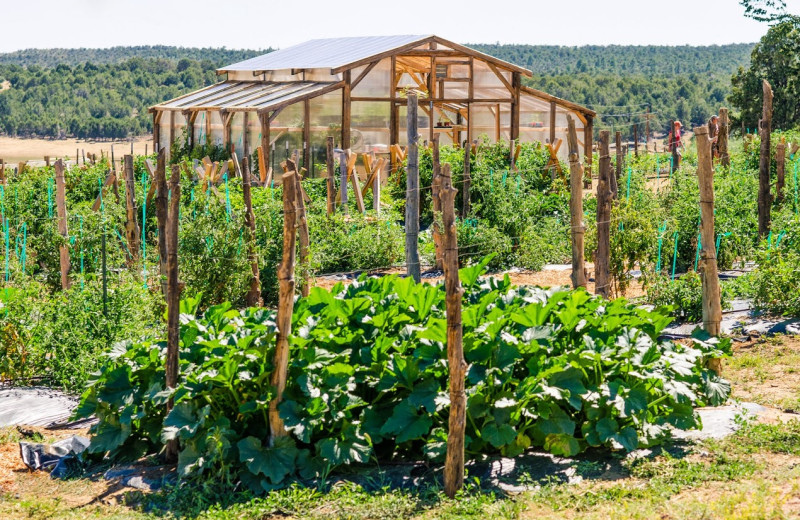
top-left (468, 43), bottom-right (755, 76)
top-left (0, 43), bottom-right (755, 140)
top-left (0, 46), bottom-right (268, 68)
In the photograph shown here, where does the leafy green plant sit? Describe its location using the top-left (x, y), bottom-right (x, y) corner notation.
top-left (76, 262), bottom-right (730, 493)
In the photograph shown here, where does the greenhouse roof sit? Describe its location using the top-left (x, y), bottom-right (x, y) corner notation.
top-left (218, 35), bottom-right (532, 76)
top-left (153, 80), bottom-right (343, 113)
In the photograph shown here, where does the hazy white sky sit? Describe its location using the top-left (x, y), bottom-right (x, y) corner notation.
top-left (1, 0), bottom-right (796, 52)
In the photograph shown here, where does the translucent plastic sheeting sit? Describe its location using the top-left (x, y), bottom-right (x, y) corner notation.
top-left (351, 101), bottom-right (390, 154)
top-left (271, 102), bottom-right (304, 169)
top-left (351, 58), bottom-right (391, 98)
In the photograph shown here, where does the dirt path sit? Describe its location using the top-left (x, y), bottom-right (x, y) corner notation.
top-left (0, 136), bottom-right (152, 164)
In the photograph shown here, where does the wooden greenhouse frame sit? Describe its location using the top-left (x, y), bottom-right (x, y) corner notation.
top-left (150, 35), bottom-right (596, 177)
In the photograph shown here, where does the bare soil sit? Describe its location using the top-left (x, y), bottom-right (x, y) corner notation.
top-left (0, 136), bottom-right (152, 164)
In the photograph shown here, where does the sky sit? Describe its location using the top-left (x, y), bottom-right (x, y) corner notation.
top-left (0, 0), bottom-right (797, 53)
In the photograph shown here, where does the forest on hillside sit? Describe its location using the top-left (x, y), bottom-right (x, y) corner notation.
top-left (0, 43), bottom-right (754, 139)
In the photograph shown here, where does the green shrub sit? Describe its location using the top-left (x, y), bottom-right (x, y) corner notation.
top-left (76, 262), bottom-right (731, 492)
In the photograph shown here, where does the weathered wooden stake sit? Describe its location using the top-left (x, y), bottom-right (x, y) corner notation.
top-left (165, 164), bottom-right (182, 462)
top-left (269, 168), bottom-right (298, 443)
top-left (242, 157), bottom-right (262, 306)
top-left (339, 151), bottom-right (349, 214)
top-left (432, 135), bottom-right (444, 271)
top-left (695, 126), bottom-right (723, 376)
top-left (406, 92), bottom-right (421, 282)
top-left (633, 124), bottom-right (639, 158)
top-left (718, 108), bottom-right (730, 167)
top-left (154, 149), bottom-right (168, 296)
top-left (758, 80), bottom-right (773, 238)
top-left (123, 155), bottom-right (141, 265)
top-left (613, 131), bottom-right (622, 199)
top-left (439, 163), bottom-right (466, 499)
top-left (292, 160), bottom-right (310, 298)
top-left (776, 139), bottom-right (786, 203)
top-left (595, 131), bottom-right (612, 298)
top-left (326, 136), bottom-right (335, 216)
top-left (567, 116), bottom-right (586, 289)
top-left (54, 160), bottom-right (71, 290)
top-left (462, 140), bottom-right (472, 216)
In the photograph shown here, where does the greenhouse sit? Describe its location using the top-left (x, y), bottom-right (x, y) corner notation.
top-left (151, 35), bottom-right (596, 175)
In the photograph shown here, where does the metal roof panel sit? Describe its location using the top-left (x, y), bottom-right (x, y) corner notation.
top-left (218, 35), bottom-right (431, 73)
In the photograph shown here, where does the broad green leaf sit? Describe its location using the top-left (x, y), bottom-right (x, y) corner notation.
top-left (380, 402), bottom-right (433, 443)
top-left (483, 423), bottom-right (517, 448)
top-left (544, 433), bottom-right (581, 457)
top-left (237, 436), bottom-right (297, 485)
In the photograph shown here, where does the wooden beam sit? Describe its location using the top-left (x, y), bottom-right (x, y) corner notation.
top-left (549, 101), bottom-right (557, 145)
top-left (260, 112), bottom-right (271, 179)
top-left (406, 92), bottom-right (421, 282)
top-left (520, 85), bottom-right (596, 118)
top-left (567, 116), bottom-right (586, 289)
top-left (303, 98), bottom-right (311, 170)
top-left (342, 71), bottom-right (351, 148)
top-left (595, 131), bottom-right (611, 298)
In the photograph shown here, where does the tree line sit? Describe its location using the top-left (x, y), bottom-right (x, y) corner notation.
top-left (0, 42), bottom-right (775, 141)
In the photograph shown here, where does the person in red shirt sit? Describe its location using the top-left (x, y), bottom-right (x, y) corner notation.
top-left (667, 121), bottom-right (684, 172)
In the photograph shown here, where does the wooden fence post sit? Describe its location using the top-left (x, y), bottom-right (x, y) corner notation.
top-left (462, 141), bottom-right (472, 217)
top-left (292, 160), bottom-right (310, 298)
top-left (633, 124), bottom-right (639, 158)
top-left (776, 138), bottom-right (786, 203)
top-left (695, 126), bottom-right (723, 376)
top-left (613, 131), bottom-right (622, 199)
top-left (123, 155), bottom-right (141, 265)
top-left (432, 135), bottom-right (444, 271)
top-left (326, 136), bottom-right (335, 216)
top-left (269, 168), bottom-right (298, 443)
top-left (595, 131), bottom-right (612, 298)
top-left (758, 80), bottom-right (773, 238)
top-left (154, 149), bottom-right (168, 296)
top-left (165, 164), bottom-right (182, 462)
top-left (439, 163), bottom-right (466, 499)
top-left (54, 160), bottom-right (71, 290)
top-left (718, 108), bottom-right (730, 168)
top-left (242, 156), bottom-right (262, 306)
top-left (339, 151), bottom-right (349, 214)
top-left (406, 92), bottom-right (421, 282)
top-left (567, 116), bottom-right (586, 289)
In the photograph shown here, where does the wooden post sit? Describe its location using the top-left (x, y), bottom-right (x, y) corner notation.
top-left (758, 80), bottom-right (773, 238)
top-left (241, 156), bottom-right (262, 306)
top-left (613, 131), bottom-right (622, 199)
top-left (567, 116), bottom-right (586, 289)
top-left (165, 164), bottom-right (182, 462)
top-left (154, 149), bottom-right (168, 296)
top-left (595, 131), bottom-right (611, 298)
top-left (326, 137), bottom-right (335, 216)
top-left (54, 160), bottom-right (71, 290)
top-left (633, 124), bottom-right (639, 158)
top-left (439, 163), bottom-right (466, 498)
top-left (549, 101), bottom-right (557, 147)
top-left (292, 161), bottom-right (310, 298)
top-left (44, 156), bottom-right (50, 167)
top-left (406, 92), bottom-right (421, 283)
top-left (462, 140), bottom-right (472, 217)
top-left (123, 155), bottom-right (141, 265)
top-left (339, 151), bottom-right (348, 214)
top-left (372, 153), bottom-right (381, 214)
top-left (269, 168), bottom-right (298, 443)
top-left (645, 106), bottom-right (650, 152)
top-left (584, 116), bottom-right (594, 188)
top-left (695, 126), bottom-right (723, 376)
top-left (718, 108), bottom-right (730, 168)
top-left (432, 135), bottom-right (444, 270)
top-left (776, 138), bottom-right (786, 203)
